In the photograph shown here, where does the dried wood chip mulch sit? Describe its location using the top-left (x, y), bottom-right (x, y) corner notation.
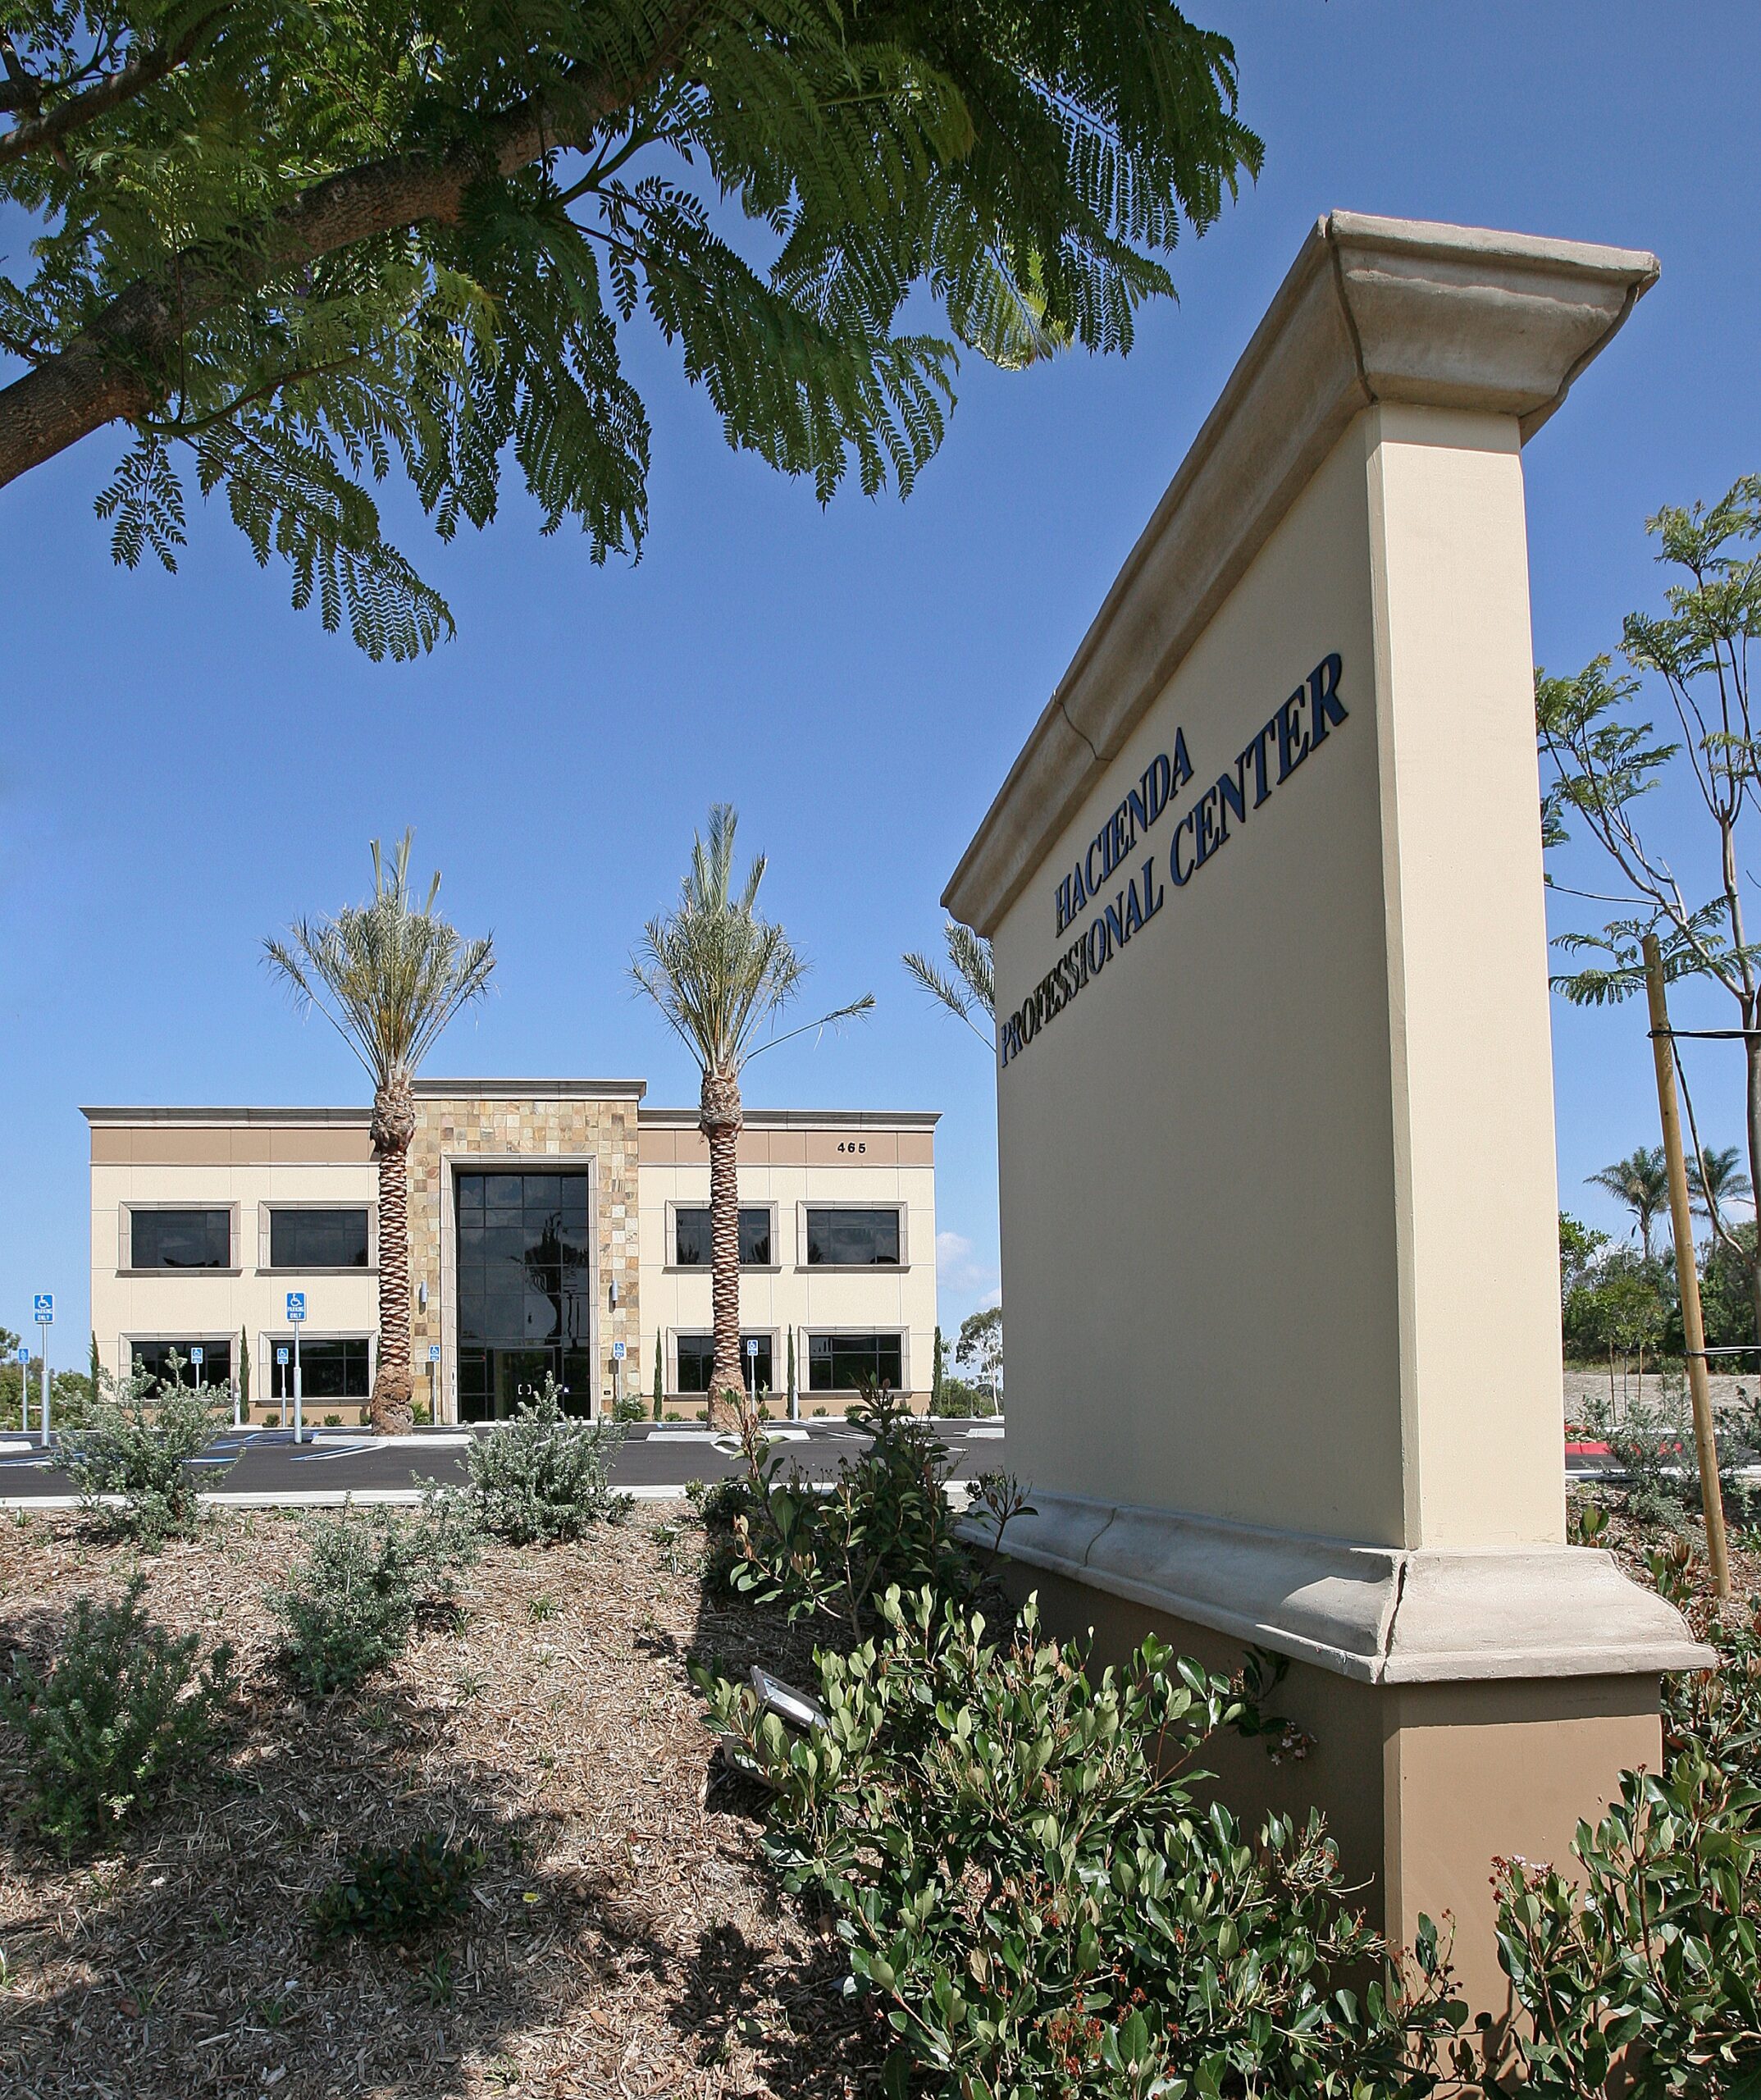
top-left (0, 1508), bottom-right (887, 2098)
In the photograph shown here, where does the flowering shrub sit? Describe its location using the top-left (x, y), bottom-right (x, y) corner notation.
top-left (699, 1586), bottom-right (1465, 2098)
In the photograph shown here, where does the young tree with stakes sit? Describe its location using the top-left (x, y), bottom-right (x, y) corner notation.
top-left (265, 833), bottom-right (494, 1431)
top-left (632, 805), bottom-right (870, 1427)
top-left (0, 2), bottom-right (1260, 658)
top-left (1539, 474), bottom-right (1761, 1348)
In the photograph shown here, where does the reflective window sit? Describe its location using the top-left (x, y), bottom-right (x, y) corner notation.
top-left (676, 1333), bottom-right (773, 1394)
top-left (673, 1207), bottom-right (773, 1267)
top-left (807, 1332), bottom-right (903, 1391)
top-left (805, 1208), bottom-right (900, 1267)
top-left (455, 1171), bottom-right (593, 1422)
top-left (270, 1337), bottom-right (371, 1399)
top-left (130, 1209), bottom-right (230, 1269)
top-left (269, 1208), bottom-right (369, 1269)
top-left (132, 1339), bottom-right (231, 1393)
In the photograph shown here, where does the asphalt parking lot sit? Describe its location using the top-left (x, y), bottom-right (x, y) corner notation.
top-left (0, 1416), bottom-right (1011, 1509)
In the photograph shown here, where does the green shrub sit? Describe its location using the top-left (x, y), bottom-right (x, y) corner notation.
top-left (465, 1381), bottom-right (628, 1545)
top-left (931, 1374), bottom-right (990, 1418)
top-left (0, 1576), bottom-right (235, 1849)
top-left (311, 1833), bottom-right (484, 1942)
top-left (727, 1388), bottom-right (1030, 1633)
top-left (699, 1588), bottom-right (1464, 2098)
top-left (66, 1363), bottom-right (233, 1545)
top-left (1485, 1551), bottom-right (1761, 2094)
top-left (684, 1473), bottom-right (757, 1532)
top-left (268, 1497), bottom-right (478, 1696)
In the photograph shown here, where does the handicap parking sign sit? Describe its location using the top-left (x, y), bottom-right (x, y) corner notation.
top-left (428, 1344), bottom-right (441, 1363)
top-left (746, 1337), bottom-right (759, 1357)
top-left (32, 1293), bottom-right (52, 1323)
top-left (611, 1341), bottom-right (627, 1361)
top-left (189, 1346), bottom-right (204, 1366)
top-left (285, 1292), bottom-right (306, 1323)
top-left (276, 1347), bottom-right (289, 1367)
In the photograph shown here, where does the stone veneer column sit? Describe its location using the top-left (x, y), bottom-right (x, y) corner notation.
top-left (405, 1089), bottom-right (641, 1421)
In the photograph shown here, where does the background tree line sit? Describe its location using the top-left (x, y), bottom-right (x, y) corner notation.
top-left (1562, 1134), bottom-right (1756, 1373)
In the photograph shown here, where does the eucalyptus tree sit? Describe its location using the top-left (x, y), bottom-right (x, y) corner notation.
top-left (1585, 1148), bottom-right (1670, 1264)
top-left (0, 1), bottom-right (1260, 657)
top-left (1539, 474), bottom-right (1761, 1344)
top-left (632, 804), bottom-right (870, 1424)
top-left (901, 920), bottom-right (993, 1046)
top-left (265, 833), bottom-right (494, 1431)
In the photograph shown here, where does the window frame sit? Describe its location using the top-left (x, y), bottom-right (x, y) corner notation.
top-left (125, 1333), bottom-right (235, 1393)
top-left (664, 1198), bottom-right (782, 1271)
top-left (259, 1201), bottom-right (376, 1274)
top-left (119, 1203), bottom-right (240, 1274)
top-left (258, 1328), bottom-right (379, 1400)
top-left (804, 1329), bottom-right (909, 1394)
top-left (797, 1203), bottom-right (908, 1270)
top-left (668, 1326), bottom-right (780, 1396)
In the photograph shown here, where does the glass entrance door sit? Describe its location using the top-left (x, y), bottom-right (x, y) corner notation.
top-left (455, 1171), bottom-right (594, 1420)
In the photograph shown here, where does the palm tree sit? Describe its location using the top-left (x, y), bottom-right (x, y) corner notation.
top-left (1687, 1143), bottom-right (1754, 1235)
top-left (1586, 1146), bottom-right (1671, 1262)
top-left (633, 806), bottom-right (872, 1427)
top-left (265, 833), bottom-right (495, 1432)
top-left (902, 920), bottom-right (994, 1046)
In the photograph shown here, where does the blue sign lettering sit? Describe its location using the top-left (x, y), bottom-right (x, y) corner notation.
top-left (1002, 653), bottom-right (1347, 1071)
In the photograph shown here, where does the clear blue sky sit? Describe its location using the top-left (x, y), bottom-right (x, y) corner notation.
top-left (3, 0), bottom-right (1759, 1355)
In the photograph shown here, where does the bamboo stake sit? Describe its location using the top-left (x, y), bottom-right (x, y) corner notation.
top-left (1642, 932), bottom-right (1731, 1600)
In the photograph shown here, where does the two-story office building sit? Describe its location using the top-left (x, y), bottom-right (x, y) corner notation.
top-left (84, 1080), bottom-right (938, 1421)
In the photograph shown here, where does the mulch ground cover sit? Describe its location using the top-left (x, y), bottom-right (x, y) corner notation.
top-left (0, 1507), bottom-right (886, 2099)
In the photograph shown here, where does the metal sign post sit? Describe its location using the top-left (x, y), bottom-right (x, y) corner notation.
top-left (427, 1341), bottom-right (440, 1419)
top-left (286, 1294), bottom-right (306, 1443)
top-left (33, 1294), bottom-right (52, 1446)
top-left (16, 1346), bottom-right (27, 1433)
top-left (276, 1346), bottom-right (289, 1428)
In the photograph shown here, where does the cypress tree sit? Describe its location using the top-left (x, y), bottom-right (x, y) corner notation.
top-left (652, 1332), bottom-right (664, 1422)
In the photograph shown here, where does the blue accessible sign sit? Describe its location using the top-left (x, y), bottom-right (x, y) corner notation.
top-left (189, 1346), bottom-right (205, 1366)
top-left (611, 1341), bottom-right (627, 1361)
top-left (276, 1347), bottom-right (289, 1366)
top-left (285, 1292), bottom-right (306, 1324)
top-left (32, 1293), bottom-right (52, 1324)
top-left (427, 1344), bottom-right (441, 1363)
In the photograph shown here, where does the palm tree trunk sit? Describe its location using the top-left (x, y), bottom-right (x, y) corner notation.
top-left (701, 1066), bottom-right (745, 1430)
top-left (371, 1071), bottom-right (417, 1433)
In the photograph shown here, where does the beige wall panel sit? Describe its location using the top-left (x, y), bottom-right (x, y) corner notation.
top-left (992, 422), bottom-right (1402, 1542)
top-left (1384, 1678), bottom-right (1662, 2017)
top-left (1367, 409), bottom-right (1563, 1545)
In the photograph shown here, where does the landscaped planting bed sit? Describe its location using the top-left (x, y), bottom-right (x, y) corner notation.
top-left (0, 1508), bottom-right (883, 2099)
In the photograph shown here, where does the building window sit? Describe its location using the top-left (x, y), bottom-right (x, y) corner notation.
top-left (269, 1337), bottom-right (371, 1400)
top-left (805, 1208), bottom-right (900, 1267)
top-left (268, 1208), bottom-right (369, 1270)
top-left (132, 1339), bottom-right (230, 1393)
top-left (673, 1207), bottom-right (773, 1267)
top-left (454, 1171), bottom-right (594, 1422)
top-left (808, 1332), bottom-right (903, 1391)
top-left (676, 1332), bottom-right (774, 1394)
top-left (130, 1208), bottom-right (230, 1270)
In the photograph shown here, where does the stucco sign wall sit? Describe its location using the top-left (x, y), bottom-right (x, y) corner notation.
top-left (944, 208), bottom-right (1711, 2019)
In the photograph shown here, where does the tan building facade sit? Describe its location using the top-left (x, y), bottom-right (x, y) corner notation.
top-left (85, 1083), bottom-right (938, 1422)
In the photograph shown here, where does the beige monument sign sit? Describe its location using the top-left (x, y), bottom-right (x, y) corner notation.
top-left (947, 212), bottom-right (1710, 2009)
